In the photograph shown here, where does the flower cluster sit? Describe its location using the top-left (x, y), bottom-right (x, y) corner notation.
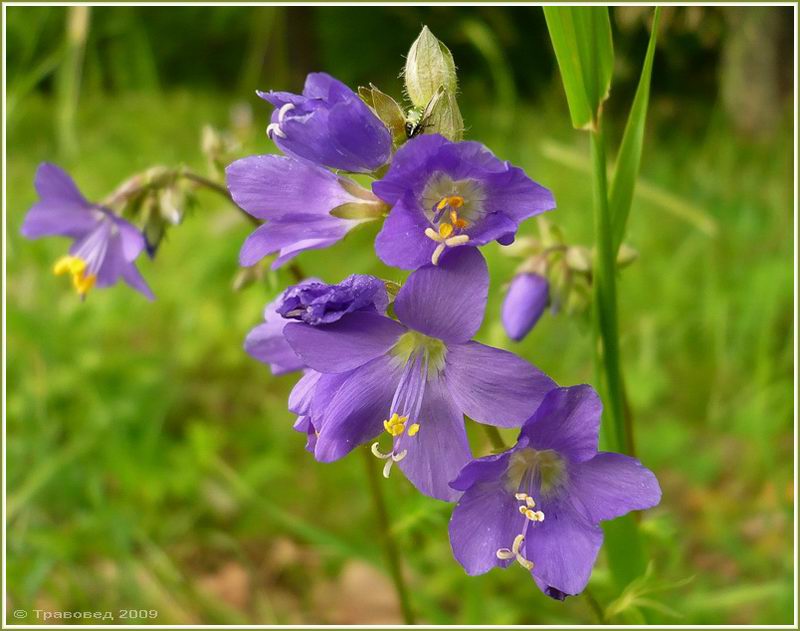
top-left (21, 26), bottom-right (660, 602)
top-left (233, 29), bottom-right (661, 600)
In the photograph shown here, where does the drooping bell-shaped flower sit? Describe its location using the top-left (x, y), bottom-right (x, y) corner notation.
top-left (21, 163), bottom-right (153, 299)
top-left (259, 72), bottom-right (392, 174)
top-left (372, 135), bottom-right (556, 270)
top-left (448, 385), bottom-right (661, 599)
top-left (282, 248), bottom-right (557, 501)
top-left (502, 272), bottom-right (549, 341)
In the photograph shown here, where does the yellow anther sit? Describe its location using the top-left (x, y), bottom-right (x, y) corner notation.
top-left (525, 496), bottom-right (536, 508)
top-left (438, 223), bottom-right (454, 239)
top-left (383, 413), bottom-right (408, 437)
top-left (514, 493), bottom-right (528, 501)
top-left (436, 198), bottom-right (450, 211)
top-left (519, 505), bottom-right (528, 516)
top-left (407, 423), bottom-right (420, 437)
top-left (53, 255), bottom-right (86, 276)
top-left (73, 273), bottom-right (97, 296)
top-left (448, 195), bottom-right (464, 209)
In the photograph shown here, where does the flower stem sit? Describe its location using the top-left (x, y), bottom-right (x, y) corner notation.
top-left (181, 169), bottom-right (260, 226)
top-left (361, 449), bottom-right (416, 624)
top-left (481, 424), bottom-right (507, 451)
top-left (589, 117), bottom-right (631, 456)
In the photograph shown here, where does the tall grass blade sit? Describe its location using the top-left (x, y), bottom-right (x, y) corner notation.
top-left (543, 7), bottom-right (613, 130)
top-left (610, 8), bottom-right (662, 253)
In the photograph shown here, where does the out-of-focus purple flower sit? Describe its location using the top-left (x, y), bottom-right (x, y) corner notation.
top-left (277, 274), bottom-right (389, 325)
top-left (448, 385), bottom-right (661, 599)
top-left (21, 163), bottom-right (153, 299)
top-left (227, 155), bottom-right (386, 269)
top-left (282, 248), bottom-right (557, 501)
top-left (502, 273), bottom-right (549, 341)
top-left (259, 72), bottom-right (392, 173)
top-left (372, 135), bottom-right (555, 269)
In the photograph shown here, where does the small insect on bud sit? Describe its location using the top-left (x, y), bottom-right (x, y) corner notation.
top-left (404, 26), bottom-right (458, 109)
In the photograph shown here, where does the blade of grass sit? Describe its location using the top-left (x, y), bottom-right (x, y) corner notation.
top-left (609, 7), bottom-right (662, 253)
top-left (543, 7), bottom-right (613, 130)
top-left (55, 6), bottom-right (90, 156)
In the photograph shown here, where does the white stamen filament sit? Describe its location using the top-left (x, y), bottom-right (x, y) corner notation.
top-left (266, 123), bottom-right (287, 139)
top-left (495, 493), bottom-right (543, 571)
top-left (424, 228), bottom-right (470, 265)
top-left (278, 103), bottom-right (295, 123)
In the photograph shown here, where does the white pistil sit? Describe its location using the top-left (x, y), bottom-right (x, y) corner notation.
top-left (496, 533), bottom-right (534, 570)
top-left (372, 442), bottom-right (408, 478)
top-left (424, 228), bottom-right (470, 265)
top-left (496, 493), bottom-right (543, 571)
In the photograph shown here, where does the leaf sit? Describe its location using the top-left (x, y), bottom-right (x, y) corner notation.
top-left (543, 7), bottom-right (613, 130)
top-left (610, 7), bottom-right (662, 253)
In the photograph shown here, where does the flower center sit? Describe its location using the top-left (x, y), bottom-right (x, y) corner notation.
top-left (371, 332), bottom-right (447, 477)
top-left (505, 448), bottom-right (567, 497)
top-left (421, 175), bottom-right (486, 265)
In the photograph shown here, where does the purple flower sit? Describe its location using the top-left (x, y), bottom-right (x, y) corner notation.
top-left (244, 282), bottom-right (315, 376)
top-left (277, 274), bottom-right (389, 325)
top-left (289, 370), bottom-right (322, 453)
top-left (502, 273), bottom-right (549, 341)
top-left (259, 72), bottom-right (392, 173)
top-left (21, 163), bottom-right (153, 299)
top-left (448, 385), bottom-right (661, 599)
top-left (372, 135), bottom-right (556, 270)
top-left (227, 155), bottom-right (386, 269)
top-left (282, 248), bottom-right (557, 501)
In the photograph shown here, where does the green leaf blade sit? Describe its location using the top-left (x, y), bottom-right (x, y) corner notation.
top-left (610, 7), bottom-right (661, 252)
top-left (543, 6), bottom-right (614, 130)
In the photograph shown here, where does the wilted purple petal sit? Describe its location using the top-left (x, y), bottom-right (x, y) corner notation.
top-left (278, 275), bottom-right (388, 325)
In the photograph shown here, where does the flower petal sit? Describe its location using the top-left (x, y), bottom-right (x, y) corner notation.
top-left (238, 217), bottom-right (351, 267)
top-left (520, 385), bottom-right (602, 463)
top-left (571, 452), bottom-right (661, 522)
top-left (448, 466), bottom-right (526, 575)
top-left (393, 247), bottom-right (488, 343)
top-left (525, 499), bottom-right (603, 598)
top-left (374, 194), bottom-right (436, 270)
top-left (395, 376), bottom-right (471, 501)
top-left (372, 134), bottom-right (450, 204)
top-left (313, 355), bottom-right (398, 462)
top-left (449, 450), bottom-right (512, 492)
top-left (21, 164), bottom-right (97, 239)
top-left (226, 155), bottom-right (362, 221)
top-left (284, 311), bottom-right (404, 373)
top-left (288, 370), bottom-right (322, 415)
top-left (445, 341), bottom-right (557, 428)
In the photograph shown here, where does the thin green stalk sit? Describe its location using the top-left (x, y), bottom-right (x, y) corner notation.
top-left (482, 424), bottom-right (507, 451)
top-left (589, 117), bottom-right (631, 456)
top-left (361, 450), bottom-right (415, 624)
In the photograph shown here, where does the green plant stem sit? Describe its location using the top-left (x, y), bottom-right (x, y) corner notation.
top-left (361, 450), bottom-right (415, 624)
top-left (482, 424), bottom-right (507, 451)
top-left (589, 117), bottom-right (632, 456)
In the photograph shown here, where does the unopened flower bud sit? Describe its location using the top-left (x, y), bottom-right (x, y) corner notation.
top-left (404, 26), bottom-right (458, 108)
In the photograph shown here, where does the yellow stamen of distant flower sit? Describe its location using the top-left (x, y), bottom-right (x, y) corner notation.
top-left (407, 423), bottom-right (420, 437)
top-left (53, 255), bottom-right (96, 297)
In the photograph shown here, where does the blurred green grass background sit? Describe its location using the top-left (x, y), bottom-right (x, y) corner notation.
top-left (5, 5), bottom-right (794, 625)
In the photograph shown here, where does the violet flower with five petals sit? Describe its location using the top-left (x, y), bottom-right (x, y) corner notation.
top-left (373, 135), bottom-right (556, 269)
top-left (283, 248), bottom-right (556, 501)
top-left (21, 163), bottom-right (153, 299)
top-left (259, 72), bottom-right (392, 173)
top-left (448, 385), bottom-right (661, 599)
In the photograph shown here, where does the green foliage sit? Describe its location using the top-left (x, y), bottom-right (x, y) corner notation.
top-left (543, 7), bottom-right (614, 129)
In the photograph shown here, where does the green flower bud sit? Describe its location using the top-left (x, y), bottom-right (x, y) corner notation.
top-left (423, 86), bottom-right (464, 142)
top-left (404, 26), bottom-right (458, 108)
